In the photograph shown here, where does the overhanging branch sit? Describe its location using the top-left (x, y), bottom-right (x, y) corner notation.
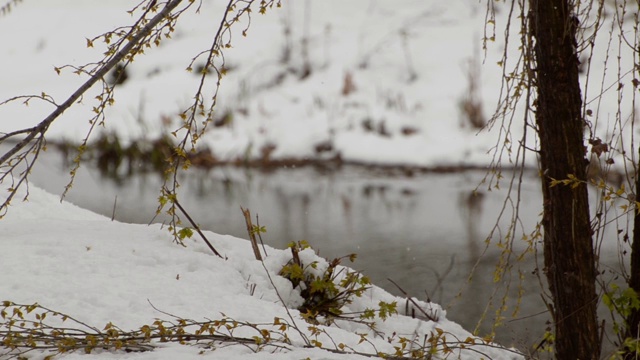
top-left (0, 0), bottom-right (185, 167)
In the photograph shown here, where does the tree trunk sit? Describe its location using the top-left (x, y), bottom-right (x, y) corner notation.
top-left (625, 150), bottom-right (640, 359)
top-left (529, 0), bottom-right (601, 358)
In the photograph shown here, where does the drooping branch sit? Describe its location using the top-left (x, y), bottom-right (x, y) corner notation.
top-left (158, 0), bottom-right (280, 244)
top-left (0, 0), bottom-right (186, 213)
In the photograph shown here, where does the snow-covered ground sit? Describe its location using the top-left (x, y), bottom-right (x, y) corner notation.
top-left (0, 185), bottom-right (523, 359)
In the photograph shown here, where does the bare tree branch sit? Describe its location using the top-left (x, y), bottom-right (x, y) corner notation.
top-left (0, 0), bottom-right (184, 166)
top-left (0, 0), bottom-right (188, 216)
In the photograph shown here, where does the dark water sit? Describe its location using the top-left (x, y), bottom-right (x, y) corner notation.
top-left (28, 150), bottom-right (626, 356)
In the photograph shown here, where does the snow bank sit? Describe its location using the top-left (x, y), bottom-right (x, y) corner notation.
top-left (0, 186), bottom-right (522, 359)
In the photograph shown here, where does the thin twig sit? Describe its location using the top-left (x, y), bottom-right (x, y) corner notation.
top-left (111, 195), bottom-right (117, 221)
top-left (255, 253), bottom-right (310, 347)
top-left (174, 199), bottom-right (222, 258)
top-left (387, 278), bottom-right (438, 321)
top-left (0, 126), bottom-right (37, 143)
top-left (255, 213), bottom-right (268, 257)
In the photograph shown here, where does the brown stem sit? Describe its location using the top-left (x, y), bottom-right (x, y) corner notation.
top-left (174, 199), bottom-right (222, 258)
top-left (240, 207), bottom-right (262, 261)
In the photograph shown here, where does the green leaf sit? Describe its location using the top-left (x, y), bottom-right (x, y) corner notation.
top-left (280, 264), bottom-right (304, 282)
top-left (177, 227), bottom-right (193, 240)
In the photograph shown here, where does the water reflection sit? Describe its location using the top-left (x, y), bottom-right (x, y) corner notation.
top-left (30, 149), bottom-right (600, 353)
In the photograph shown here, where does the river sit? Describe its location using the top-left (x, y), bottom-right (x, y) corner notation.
top-left (28, 148), bottom-right (626, 356)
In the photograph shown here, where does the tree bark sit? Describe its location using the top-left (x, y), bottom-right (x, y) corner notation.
top-left (529, 0), bottom-right (601, 358)
top-left (625, 149), bottom-right (640, 359)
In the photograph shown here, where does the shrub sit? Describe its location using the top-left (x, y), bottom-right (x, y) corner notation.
top-left (278, 240), bottom-right (374, 324)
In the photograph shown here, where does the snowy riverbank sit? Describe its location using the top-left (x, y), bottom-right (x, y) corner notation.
top-left (0, 185), bottom-right (523, 359)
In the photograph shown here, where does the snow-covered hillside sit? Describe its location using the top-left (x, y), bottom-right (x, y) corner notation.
top-left (0, 0), bottom-right (516, 169)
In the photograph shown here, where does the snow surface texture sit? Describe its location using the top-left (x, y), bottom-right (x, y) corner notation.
top-left (0, 185), bottom-right (523, 359)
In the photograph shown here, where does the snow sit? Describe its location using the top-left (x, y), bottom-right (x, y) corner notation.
top-left (0, 185), bottom-right (522, 359)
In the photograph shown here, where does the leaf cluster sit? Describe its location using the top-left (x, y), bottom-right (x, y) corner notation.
top-left (604, 284), bottom-right (640, 334)
top-left (278, 241), bottom-right (396, 325)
